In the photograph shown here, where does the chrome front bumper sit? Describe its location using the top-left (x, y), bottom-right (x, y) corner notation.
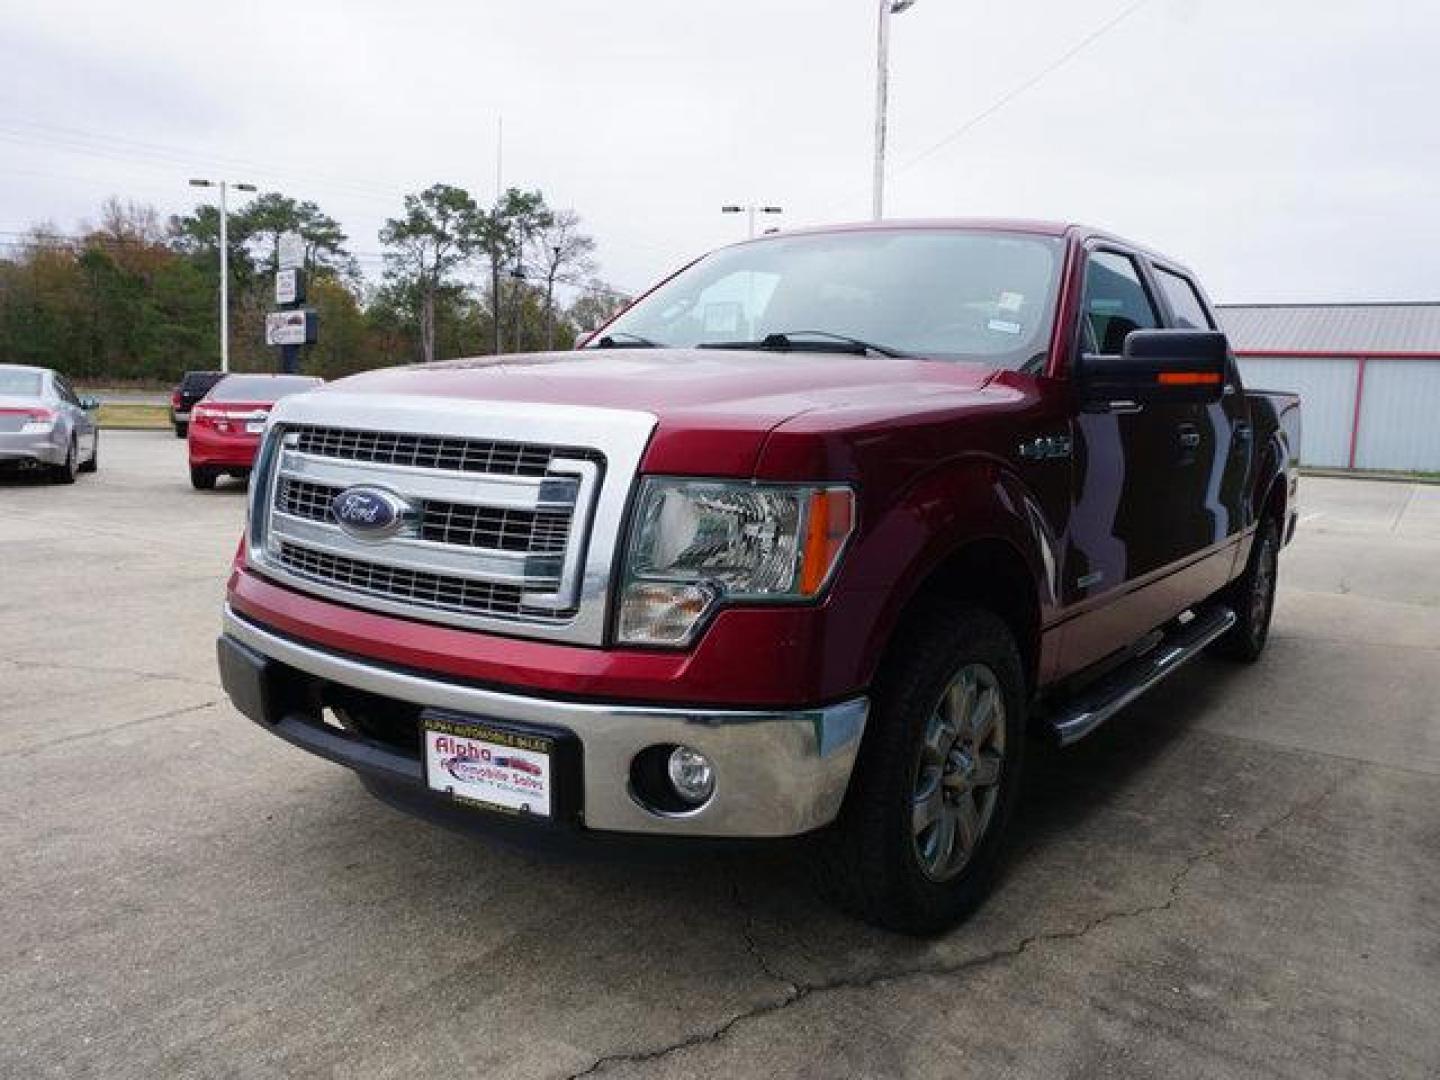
top-left (221, 606), bottom-right (868, 838)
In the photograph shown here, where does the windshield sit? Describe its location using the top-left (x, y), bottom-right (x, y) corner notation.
top-left (598, 229), bottom-right (1064, 369)
top-left (0, 369), bottom-right (44, 396)
top-left (207, 375), bottom-right (321, 402)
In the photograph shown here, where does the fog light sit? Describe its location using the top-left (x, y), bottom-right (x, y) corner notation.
top-left (666, 746), bottom-right (716, 805)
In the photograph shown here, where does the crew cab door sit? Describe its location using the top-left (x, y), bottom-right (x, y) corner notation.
top-left (1149, 262), bottom-right (1249, 543)
top-left (1058, 246), bottom-right (1215, 672)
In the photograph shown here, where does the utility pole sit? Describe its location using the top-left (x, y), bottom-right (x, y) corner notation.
top-left (510, 258), bottom-right (525, 354)
top-left (721, 204), bottom-right (783, 239)
top-left (188, 178), bottom-right (256, 373)
top-left (873, 0), bottom-right (918, 220)
top-left (495, 115), bottom-right (504, 202)
top-left (545, 244), bottom-right (561, 351)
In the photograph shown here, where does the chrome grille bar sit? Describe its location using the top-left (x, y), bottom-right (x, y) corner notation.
top-left (292, 425), bottom-right (580, 476)
top-left (275, 541), bottom-right (564, 622)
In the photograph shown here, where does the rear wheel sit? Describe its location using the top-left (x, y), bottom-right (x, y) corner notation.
top-left (815, 606), bottom-right (1027, 935)
top-left (1211, 516), bottom-right (1279, 661)
top-left (174, 422), bottom-right (188, 438)
top-left (79, 431), bottom-right (98, 473)
top-left (50, 437), bottom-right (78, 484)
top-left (190, 465), bottom-right (217, 490)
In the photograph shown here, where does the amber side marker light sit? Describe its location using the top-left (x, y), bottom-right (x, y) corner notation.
top-left (1157, 371), bottom-right (1223, 386)
top-left (799, 489), bottom-right (856, 596)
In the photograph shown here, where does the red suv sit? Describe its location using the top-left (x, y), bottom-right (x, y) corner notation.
top-left (188, 374), bottom-right (322, 489)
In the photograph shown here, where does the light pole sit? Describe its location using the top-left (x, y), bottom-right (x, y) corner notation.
top-left (721, 204), bottom-right (783, 239)
top-left (188, 178), bottom-right (257, 373)
top-left (873, 0), bottom-right (917, 220)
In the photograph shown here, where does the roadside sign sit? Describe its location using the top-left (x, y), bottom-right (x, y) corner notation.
top-left (278, 231), bottom-right (305, 270)
top-left (265, 310), bottom-right (318, 346)
top-left (275, 268), bottom-right (304, 305)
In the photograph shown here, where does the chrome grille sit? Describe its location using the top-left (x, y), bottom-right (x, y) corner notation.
top-left (275, 541), bottom-right (559, 621)
top-left (259, 416), bottom-right (605, 633)
top-left (292, 425), bottom-right (573, 476)
top-left (249, 395), bottom-right (656, 645)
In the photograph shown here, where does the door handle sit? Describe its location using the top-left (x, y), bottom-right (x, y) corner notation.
top-left (1177, 423), bottom-right (1201, 449)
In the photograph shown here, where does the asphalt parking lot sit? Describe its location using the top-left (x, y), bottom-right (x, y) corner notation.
top-left (2, 430), bottom-right (1437, 1079)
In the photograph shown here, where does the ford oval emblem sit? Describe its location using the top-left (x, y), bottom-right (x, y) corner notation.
top-left (331, 486), bottom-right (410, 538)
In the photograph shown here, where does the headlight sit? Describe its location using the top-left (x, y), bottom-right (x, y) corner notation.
top-left (618, 479), bottom-right (855, 646)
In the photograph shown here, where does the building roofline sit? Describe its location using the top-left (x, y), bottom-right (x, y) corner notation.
top-left (1233, 348), bottom-right (1440, 360)
top-left (1217, 300), bottom-right (1440, 310)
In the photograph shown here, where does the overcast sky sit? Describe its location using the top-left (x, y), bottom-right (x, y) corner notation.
top-left (2, 0), bottom-right (1437, 303)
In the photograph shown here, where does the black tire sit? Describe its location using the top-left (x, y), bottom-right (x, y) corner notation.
top-left (79, 432), bottom-right (98, 473)
top-left (174, 422), bottom-right (188, 438)
top-left (814, 606), bottom-right (1027, 935)
top-left (1211, 517), bottom-right (1280, 662)
top-left (50, 437), bottom-right (79, 484)
top-left (190, 465), bottom-right (217, 490)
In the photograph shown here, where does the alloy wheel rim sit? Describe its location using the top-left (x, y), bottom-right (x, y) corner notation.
top-left (910, 662), bottom-right (1006, 882)
top-left (1252, 535), bottom-right (1276, 629)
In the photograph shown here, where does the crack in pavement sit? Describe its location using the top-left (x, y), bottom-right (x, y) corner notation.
top-left (0, 656), bottom-right (220, 691)
top-left (729, 877), bottom-right (802, 1000)
top-left (562, 772), bottom-right (1349, 1080)
top-left (1, 699), bottom-right (221, 759)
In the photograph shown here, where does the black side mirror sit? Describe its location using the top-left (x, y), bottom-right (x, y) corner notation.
top-left (79, 396), bottom-right (100, 411)
top-left (1075, 330), bottom-right (1229, 408)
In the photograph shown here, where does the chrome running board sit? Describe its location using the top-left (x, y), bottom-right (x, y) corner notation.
top-left (1046, 605), bottom-right (1237, 747)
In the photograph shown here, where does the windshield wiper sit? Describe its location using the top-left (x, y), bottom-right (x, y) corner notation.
top-left (592, 331), bottom-right (664, 349)
top-left (698, 330), bottom-right (911, 358)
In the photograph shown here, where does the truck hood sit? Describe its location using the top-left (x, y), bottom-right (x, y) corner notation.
top-left (322, 348), bottom-right (1002, 475)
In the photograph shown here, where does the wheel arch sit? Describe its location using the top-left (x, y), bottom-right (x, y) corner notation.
top-left (847, 457), bottom-right (1055, 699)
top-left (895, 536), bottom-right (1042, 693)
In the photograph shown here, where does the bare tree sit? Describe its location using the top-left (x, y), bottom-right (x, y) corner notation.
top-left (528, 210), bottom-right (596, 350)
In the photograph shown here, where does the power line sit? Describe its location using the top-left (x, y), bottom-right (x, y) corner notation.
top-left (821, 0), bottom-right (1152, 217)
top-left (0, 120), bottom-right (404, 205)
top-left (893, 0), bottom-right (1150, 177)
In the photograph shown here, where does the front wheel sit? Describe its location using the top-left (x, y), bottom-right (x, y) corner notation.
top-left (174, 422), bottom-right (188, 439)
top-left (815, 607), bottom-right (1027, 935)
top-left (190, 466), bottom-right (217, 490)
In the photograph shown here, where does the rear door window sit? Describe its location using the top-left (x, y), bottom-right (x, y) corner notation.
top-left (1154, 267), bottom-right (1214, 330)
top-left (1081, 251), bottom-right (1160, 355)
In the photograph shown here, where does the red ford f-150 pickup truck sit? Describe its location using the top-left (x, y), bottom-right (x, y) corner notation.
top-left (217, 220), bottom-right (1300, 933)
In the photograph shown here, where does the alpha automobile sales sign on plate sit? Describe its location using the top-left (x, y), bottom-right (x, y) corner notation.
top-left (422, 717), bottom-right (553, 817)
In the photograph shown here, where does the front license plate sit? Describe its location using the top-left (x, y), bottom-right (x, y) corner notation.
top-left (245, 421), bottom-right (266, 434)
top-left (422, 716), bottom-right (553, 818)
